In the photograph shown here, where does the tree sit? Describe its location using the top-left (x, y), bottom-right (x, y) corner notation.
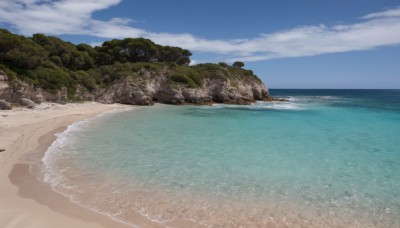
top-left (0, 29), bottom-right (205, 97)
top-left (0, 33), bottom-right (48, 69)
top-left (124, 38), bottom-right (158, 62)
top-left (233, 61), bottom-right (244, 68)
top-left (157, 46), bottom-right (192, 66)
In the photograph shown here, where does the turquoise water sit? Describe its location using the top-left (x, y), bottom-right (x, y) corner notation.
top-left (42, 90), bottom-right (400, 227)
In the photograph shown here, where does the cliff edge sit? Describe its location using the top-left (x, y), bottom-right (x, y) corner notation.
top-left (0, 29), bottom-right (271, 109)
top-left (0, 62), bottom-right (270, 107)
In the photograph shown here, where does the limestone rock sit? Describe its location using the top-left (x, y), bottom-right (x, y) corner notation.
top-left (20, 98), bottom-right (35, 108)
top-left (97, 77), bottom-right (154, 105)
top-left (0, 100), bottom-right (12, 110)
top-left (182, 88), bottom-right (213, 105)
top-left (154, 86), bottom-right (185, 104)
top-left (0, 66), bottom-right (271, 106)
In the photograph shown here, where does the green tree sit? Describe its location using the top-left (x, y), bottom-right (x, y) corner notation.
top-left (158, 46), bottom-right (192, 65)
top-left (233, 61), bottom-right (244, 68)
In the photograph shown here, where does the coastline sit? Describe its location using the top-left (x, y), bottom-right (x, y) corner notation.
top-left (0, 102), bottom-right (138, 228)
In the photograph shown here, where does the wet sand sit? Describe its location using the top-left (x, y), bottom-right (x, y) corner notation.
top-left (0, 102), bottom-right (138, 228)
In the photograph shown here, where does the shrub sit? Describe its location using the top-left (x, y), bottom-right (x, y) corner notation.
top-left (31, 67), bottom-right (76, 93)
top-left (192, 63), bottom-right (228, 79)
top-left (49, 55), bottom-right (62, 66)
top-left (169, 73), bottom-right (196, 88)
top-left (0, 64), bottom-right (17, 81)
top-left (75, 71), bottom-right (97, 91)
top-left (174, 66), bottom-right (202, 86)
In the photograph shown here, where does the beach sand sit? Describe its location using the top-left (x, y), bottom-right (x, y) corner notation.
top-left (0, 102), bottom-right (138, 228)
top-left (0, 102), bottom-right (210, 228)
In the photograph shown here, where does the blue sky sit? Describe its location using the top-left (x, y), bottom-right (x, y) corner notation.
top-left (0, 0), bottom-right (399, 89)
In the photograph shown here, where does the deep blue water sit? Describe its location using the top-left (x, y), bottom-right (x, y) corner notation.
top-left (271, 89), bottom-right (400, 111)
top-left (42, 89), bottom-right (400, 227)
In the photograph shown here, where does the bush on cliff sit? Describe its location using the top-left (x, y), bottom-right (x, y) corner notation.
top-left (169, 73), bottom-right (197, 88)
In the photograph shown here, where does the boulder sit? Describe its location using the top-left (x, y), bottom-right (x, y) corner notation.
top-left (182, 88), bottom-right (213, 105)
top-left (154, 86), bottom-right (185, 104)
top-left (0, 100), bottom-right (12, 110)
top-left (19, 98), bottom-right (35, 108)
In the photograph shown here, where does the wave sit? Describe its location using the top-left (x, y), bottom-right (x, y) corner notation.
top-left (211, 95), bottom-right (342, 110)
top-left (212, 101), bottom-right (305, 110)
top-left (40, 108), bottom-right (138, 227)
top-left (42, 108), bottom-right (133, 179)
top-left (252, 102), bottom-right (305, 110)
top-left (315, 96), bottom-right (339, 100)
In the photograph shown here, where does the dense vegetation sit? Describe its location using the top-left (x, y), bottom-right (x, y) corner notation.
top-left (0, 29), bottom-right (261, 99)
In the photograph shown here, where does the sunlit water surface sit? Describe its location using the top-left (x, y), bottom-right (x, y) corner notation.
top-left (40, 90), bottom-right (400, 227)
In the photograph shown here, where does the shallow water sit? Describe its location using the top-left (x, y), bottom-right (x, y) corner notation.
top-left (41, 89), bottom-right (400, 227)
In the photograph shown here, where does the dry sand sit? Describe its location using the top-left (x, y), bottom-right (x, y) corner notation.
top-left (0, 102), bottom-right (137, 228)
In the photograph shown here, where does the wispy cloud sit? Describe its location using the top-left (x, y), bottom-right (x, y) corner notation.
top-left (361, 6), bottom-right (400, 19)
top-left (1, 0), bottom-right (400, 62)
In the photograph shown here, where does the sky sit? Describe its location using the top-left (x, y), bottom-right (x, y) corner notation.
top-left (0, 0), bottom-right (399, 89)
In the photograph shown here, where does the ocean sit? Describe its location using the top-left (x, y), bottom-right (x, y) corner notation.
top-left (40, 89), bottom-right (400, 227)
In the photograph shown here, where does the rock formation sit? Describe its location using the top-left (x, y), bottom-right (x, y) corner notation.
top-left (19, 98), bottom-right (36, 108)
top-left (0, 99), bottom-right (12, 110)
top-left (0, 65), bottom-right (270, 106)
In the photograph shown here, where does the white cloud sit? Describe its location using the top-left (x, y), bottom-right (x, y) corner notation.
top-left (89, 42), bottom-right (104, 47)
top-left (361, 6), bottom-right (400, 19)
top-left (189, 60), bottom-right (197, 66)
top-left (1, 1), bottom-right (400, 62)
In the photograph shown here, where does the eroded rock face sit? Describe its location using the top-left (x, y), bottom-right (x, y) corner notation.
top-left (98, 72), bottom-right (269, 106)
top-left (97, 77), bottom-right (154, 105)
top-left (0, 74), bottom-right (71, 104)
top-left (0, 69), bottom-right (270, 106)
top-left (182, 88), bottom-right (213, 105)
top-left (154, 86), bottom-right (185, 104)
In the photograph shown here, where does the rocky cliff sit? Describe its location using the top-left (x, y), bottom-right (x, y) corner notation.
top-left (0, 29), bottom-right (273, 109)
top-left (0, 63), bottom-right (270, 108)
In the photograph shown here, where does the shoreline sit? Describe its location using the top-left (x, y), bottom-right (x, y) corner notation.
top-left (1, 101), bottom-right (397, 227)
top-left (0, 102), bottom-right (139, 228)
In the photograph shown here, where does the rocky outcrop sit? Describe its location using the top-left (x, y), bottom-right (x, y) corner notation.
top-left (203, 77), bottom-right (268, 105)
top-left (0, 99), bottom-right (12, 110)
top-left (19, 98), bottom-right (35, 108)
top-left (182, 88), bottom-right (212, 104)
top-left (97, 76), bottom-right (155, 105)
top-left (154, 86), bottom-right (185, 104)
top-left (96, 68), bottom-right (269, 105)
top-left (0, 73), bottom-right (69, 104)
top-left (0, 68), bottom-right (270, 106)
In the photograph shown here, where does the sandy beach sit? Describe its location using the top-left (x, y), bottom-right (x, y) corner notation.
top-left (0, 102), bottom-right (137, 228)
top-left (0, 103), bottom-right (214, 228)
